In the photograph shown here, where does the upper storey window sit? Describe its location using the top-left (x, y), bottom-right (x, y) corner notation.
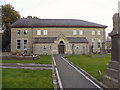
top-left (44, 30), bottom-right (48, 35)
top-left (73, 30), bottom-right (77, 35)
top-left (79, 30), bottom-right (83, 35)
top-left (97, 31), bottom-right (101, 35)
top-left (92, 30), bottom-right (95, 35)
top-left (37, 30), bottom-right (41, 35)
top-left (17, 30), bottom-right (20, 35)
top-left (24, 30), bottom-right (27, 35)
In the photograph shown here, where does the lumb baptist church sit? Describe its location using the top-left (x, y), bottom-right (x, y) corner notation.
top-left (11, 17), bottom-right (107, 55)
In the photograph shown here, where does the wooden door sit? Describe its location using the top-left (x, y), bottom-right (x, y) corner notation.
top-left (58, 45), bottom-right (65, 54)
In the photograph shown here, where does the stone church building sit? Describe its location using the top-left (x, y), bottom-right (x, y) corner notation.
top-left (11, 18), bottom-right (107, 55)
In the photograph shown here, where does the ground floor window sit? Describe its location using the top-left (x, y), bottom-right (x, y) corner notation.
top-left (98, 42), bottom-right (101, 48)
top-left (91, 42), bottom-right (94, 48)
top-left (17, 40), bottom-right (21, 49)
top-left (43, 46), bottom-right (46, 50)
top-left (24, 40), bottom-right (27, 49)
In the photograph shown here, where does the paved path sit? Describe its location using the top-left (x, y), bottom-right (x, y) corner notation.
top-left (1, 63), bottom-right (53, 70)
top-left (53, 55), bottom-right (102, 89)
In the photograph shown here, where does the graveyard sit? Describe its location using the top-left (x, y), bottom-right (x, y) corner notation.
top-left (1, 1), bottom-right (120, 89)
top-left (1, 55), bottom-right (52, 64)
top-left (1, 55), bottom-right (53, 88)
top-left (65, 54), bottom-right (111, 80)
top-left (2, 68), bottom-right (53, 88)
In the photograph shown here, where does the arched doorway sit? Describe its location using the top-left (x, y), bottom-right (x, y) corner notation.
top-left (58, 41), bottom-right (65, 54)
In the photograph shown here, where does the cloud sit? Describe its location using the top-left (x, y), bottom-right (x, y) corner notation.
top-left (4, 0), bottom-right (120, 37)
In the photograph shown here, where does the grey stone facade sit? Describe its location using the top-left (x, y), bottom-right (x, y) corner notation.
top-left (11, 18), bottom-right (107, 55)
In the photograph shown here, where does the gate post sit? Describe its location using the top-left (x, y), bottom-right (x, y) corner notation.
top-left (103, 13), bottom-right (120, 88)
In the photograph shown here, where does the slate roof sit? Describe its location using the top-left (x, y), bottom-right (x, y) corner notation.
top-left (34, 37), bottom-right (57, 43)
top-left (34, 37), bottom-right (88, 43)
top-left (11, 18), bottom-right (107, 28)
top-left (67, 37), bottom-right (88, 43)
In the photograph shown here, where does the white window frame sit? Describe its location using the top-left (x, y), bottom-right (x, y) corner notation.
top-left (92, 30), bottom-right (95, 35)
top-left (44, 30), bottom-right (48, 35)
top-left (16, 40), bottom-right (21, 49)
top-left (24, 30), bottom-right (27, 35)
top-left (98, 40), bottom-right (101, 48)
top-left (17, 30), bottom-right (20, 35)
top-left (43, 46), bottom-right (46, 50)
top-left (97, 30), bottom-right (101, 35)
top-left (79, 30), bottom-right (83, 35)
top-left (73, 30), bottom-right (77, 35)
top-left (91, 42), bottom-right (95, 48)
top-left (37, 30), bottom-right (41, 35)
top-left (23, 40), bottom-right (27, 50)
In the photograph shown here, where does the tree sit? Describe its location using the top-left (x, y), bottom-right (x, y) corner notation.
top-left (2, 4), bottom-right (20, 51)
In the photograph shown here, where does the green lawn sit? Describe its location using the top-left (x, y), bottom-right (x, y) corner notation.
top-left (1, 55), bottom-right (52, 64)
top-left (2, 68), bottom-right (53, 88)
top-left (65, 54), bottom-right (111, 80)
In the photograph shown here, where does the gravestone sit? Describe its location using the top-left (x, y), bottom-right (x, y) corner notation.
top-left (100, 47), bottom-right (103, 55)
top-left (102, 42), bottom-right (106, 54)
top-left (103, 13), bottom-right (120, 88)
top-left (98, 70), bottom-right (102, 81)
top-left (72, 44), bottom-right (74, 56)
top-left (89, 45), bottom-right (93, 56)
top-left (100, 42), bottom-right (105, 55)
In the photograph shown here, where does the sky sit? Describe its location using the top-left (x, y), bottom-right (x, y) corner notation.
top-left (1, 0), bottom-right (120, 38)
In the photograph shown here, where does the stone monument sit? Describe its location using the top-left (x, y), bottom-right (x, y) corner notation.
top-left (89, 45), bottom-right (93, 56)
top-left (100, 47), bottom-right (103, 55)
top-left (102, 42), bottom-right (106, 54)
top-left (72, 44), bottom-right (74, 55)
top-left (103, 12), bottom-right (120, 88)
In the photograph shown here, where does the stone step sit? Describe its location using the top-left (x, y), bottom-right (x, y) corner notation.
top-left (106, 68), bottom-right (119, 80)
top-left (108, 61), bottom-right (120, 70)
top-left (103, 75), bottom-right (119, 88)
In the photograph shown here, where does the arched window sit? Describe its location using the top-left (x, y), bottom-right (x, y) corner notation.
top-left (59, 41), bottom-right (64, 45)
top-left (59, 41), bottom-right (64, 44)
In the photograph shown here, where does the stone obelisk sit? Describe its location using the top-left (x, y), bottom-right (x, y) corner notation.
top-left (103, 2), bottom-right (120, 88)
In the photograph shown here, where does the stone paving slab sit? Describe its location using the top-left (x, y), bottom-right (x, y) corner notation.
top-left (1, 63), bottom-right (53, 70)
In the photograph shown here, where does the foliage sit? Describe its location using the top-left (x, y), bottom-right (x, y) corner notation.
top-left (65, 54), bottom-right (111, 80)
top-left (2, 4), bottom-right (20, 29)
top-left (2, 68), bottom-right (53, 88)
top-left (2, 4), bottom-right (20, 51)
top-left (1, 55), bottom-right (52, 64)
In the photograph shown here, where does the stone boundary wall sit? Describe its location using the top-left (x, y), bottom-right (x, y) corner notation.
top-left (1, 55), bottom-right (40, 60)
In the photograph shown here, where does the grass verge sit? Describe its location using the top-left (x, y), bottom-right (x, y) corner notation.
top-left (65, 54), bottom-right (111, 80)
top-left (1, 55), bottom-right (52, 64)
top-left (2, 68), bottom-right (53, 88)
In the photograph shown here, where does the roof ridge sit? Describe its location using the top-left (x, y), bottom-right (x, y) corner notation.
top-left (11, 18), bottom-right (107, 28)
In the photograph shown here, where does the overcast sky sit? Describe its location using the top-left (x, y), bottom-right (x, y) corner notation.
top-left (1, 0), bottom-right (120, 37)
